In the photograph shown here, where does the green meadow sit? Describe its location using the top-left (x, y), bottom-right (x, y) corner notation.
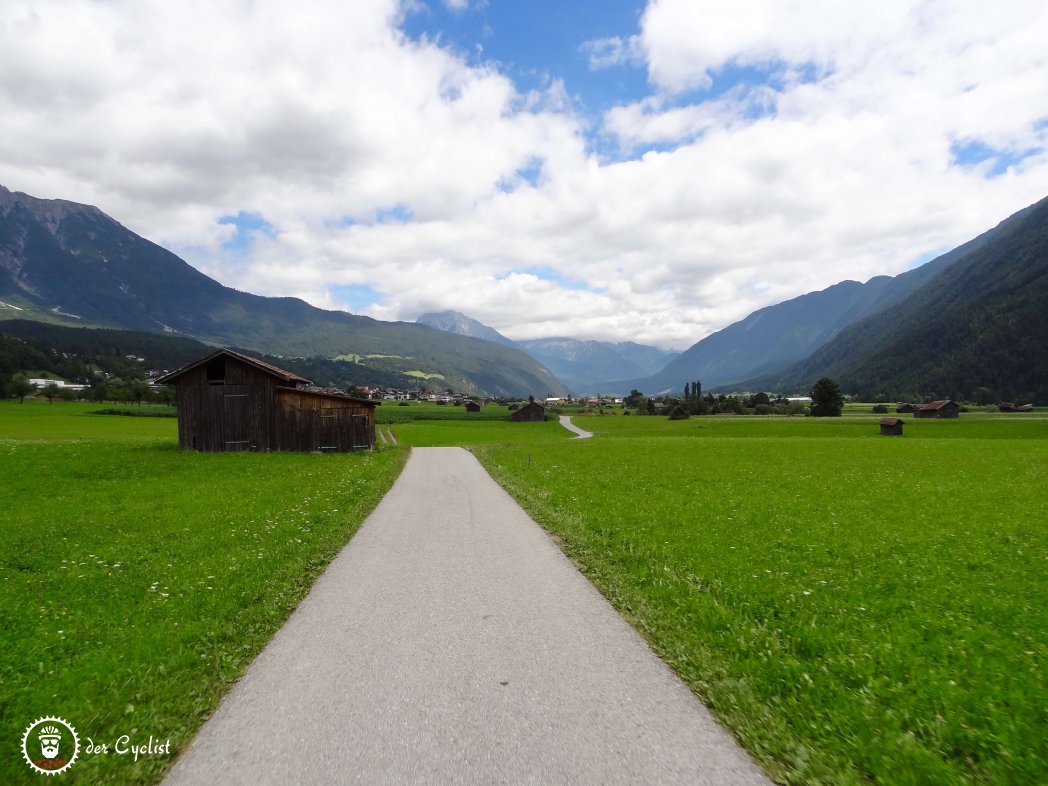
top-left (466, 413), bottom-right (1048, 785)
top-left (2, 401), bottom-right (1045, 784)
top-left (0, 402), bottom-right (405, 785)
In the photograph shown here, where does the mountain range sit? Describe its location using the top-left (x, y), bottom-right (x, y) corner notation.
top-left (3, 183), bottom-right (1045, 403)
top-left (417, 311), bottom-right (678, 393)
top-left (0, 185), bottom-right (566, 397)
top-left (597, 200), bottom-right (1040, 396)
top-left (743, 194), bottom-right (1048, 402)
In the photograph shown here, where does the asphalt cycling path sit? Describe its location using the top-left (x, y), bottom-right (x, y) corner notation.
top-left (559, 414), bottom-right (594, 439)
top-left (164, 447), bottom-right (771, 785)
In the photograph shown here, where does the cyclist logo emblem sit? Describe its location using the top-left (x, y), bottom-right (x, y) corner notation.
top-left (22, 716), bottom-right (79, 775)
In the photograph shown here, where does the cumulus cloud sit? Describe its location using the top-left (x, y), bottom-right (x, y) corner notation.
top-left (1, 0), bottom-right (1046, 351)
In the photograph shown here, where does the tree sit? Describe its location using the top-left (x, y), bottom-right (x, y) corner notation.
top-left (129, 379), bottom-right (150, 405)
top-left (809, 377), bottom-right (844, 417)
top-left (42, 382), bottom-right (61, 404)
top-left (10, 373), bottom-right (35, 403)
top-left (90, 381), bottom-right (110, 403)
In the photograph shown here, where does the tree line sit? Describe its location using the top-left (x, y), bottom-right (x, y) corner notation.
top-left (624, 377), bottom-right (844, 417)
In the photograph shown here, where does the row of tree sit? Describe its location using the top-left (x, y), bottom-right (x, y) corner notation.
top-left (3, 373), bottom-right (174, 406)
top-left (625, 377), bottom-right (845, 418)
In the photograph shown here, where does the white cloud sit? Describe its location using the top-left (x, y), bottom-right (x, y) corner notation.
top-left (580, 35), bottom-right (645, 70)
top-left (1, 0), bottom-right (1046, 353)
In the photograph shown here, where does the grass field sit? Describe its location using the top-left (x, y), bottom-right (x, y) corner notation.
top-left (4, 401), bottom-right (1045, 784)
top-left (464, 413), bottom-right (1048, 784)
top-left (0, 402), bottom-right (405, 785)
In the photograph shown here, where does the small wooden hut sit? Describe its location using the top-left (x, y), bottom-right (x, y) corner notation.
top-left (914, 400), bottom-right (960, 419)
top-left (158, 348), bottom-right (375, 452)
top-left (464, 401), bottom-right (481, 413)
top-left (896, 403), bottom-right (917, 414)
top-left (879, 417), bottom-right (904, 436)
top-left (510, 396), bottom-right (546, 422)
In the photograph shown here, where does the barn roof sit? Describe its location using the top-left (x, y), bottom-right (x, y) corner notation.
top-left (156, 348), bottom-right (311, 385)
top-left (276, 386), bottom-right (376, 407)
top-left (879, 418), bottom-right (904, 426)
top-left (918, 400), bottom-right (956, 411)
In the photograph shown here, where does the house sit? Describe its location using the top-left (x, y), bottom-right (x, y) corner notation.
top-left (879, 417), bottom-right (905, 436)
top-left (914, 400), bottom-right (960, 419)
top-left (157, 349), bottom-right (375, 452)
top-left (896, 403), bottom-right (917, 414)
top-left (510, 396), bottom-right (546, 422)
top-left (464, 401), bottom-right (481, 413)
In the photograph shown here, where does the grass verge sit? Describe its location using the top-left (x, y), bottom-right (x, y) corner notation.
top-left (473, 416), bottom-right (1048, 784)
top-left (0, 402), bottom-right (406, 784)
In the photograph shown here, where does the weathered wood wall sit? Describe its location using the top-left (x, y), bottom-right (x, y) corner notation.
top-left (170, 354), bottom-right (374, 452)
top-left (172, 357), bottom-right (280, 451)
top-left (275, 389), bottom-right (375, 452)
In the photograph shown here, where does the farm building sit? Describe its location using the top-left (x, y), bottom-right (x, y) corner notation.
top-left (464, 401), bottom-right (481, 413)
top-left (914, 400), bottom-right (960, 419)
top-left (157, 349), bottom-right (376, 452)
top-left (998, 402), bottom-right (1034, 412)
top-left (896, 403), bottom-right (917, 414)
top-left (510, 397), bottom-right (547, 422)
top-left (879, 417), bottom-right (905, 436)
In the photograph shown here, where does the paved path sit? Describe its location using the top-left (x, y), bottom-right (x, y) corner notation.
top-left (559, 415), bottom-right (594, 439)
top-left (164, 448), bottom-right (770, 786)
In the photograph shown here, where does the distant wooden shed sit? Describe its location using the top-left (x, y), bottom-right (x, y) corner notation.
top-left (896, 403), bottom-right (917, 414)
top-left (879, 417), bottom-right (905, 436)
top-left (998, 402), bottom-right (1034, 413)
top-left (510, 396), bottom-right (546, 423)
top-left (914, 400), bottom-right (960, 419)
top-left (157, 348), bottom-right (375, 452)
top-left (464, 401), bottom-right (481, 413)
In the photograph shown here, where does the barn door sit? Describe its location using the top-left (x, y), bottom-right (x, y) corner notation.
top-left (351, 414), bottom-right (370, 450)
top-left (317, 410), bottom-right (340, 452)
top-left (224, 385), bottom-right (250, 451)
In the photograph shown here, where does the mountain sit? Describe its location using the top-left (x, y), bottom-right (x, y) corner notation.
top-left (604, 203), bottom-right (1032, 396)
top-left (0, 185), bottom-right (567, 397)
top-left (515, 337), bottom-right (679, 394)
top-left (745, 194), bottom-right (1048, 403)
top-left (0, 319), bottom-right (423, 392)
top-left (417, 311), bottom-right (516, 347)
top-left (416, 310), bottom-right (679, 393)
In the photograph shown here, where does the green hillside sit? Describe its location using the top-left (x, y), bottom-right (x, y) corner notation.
top-left (606, 203), bottom-right (1033, 396)
top-left (0, 186), bottom-right (567, 397)
top-left (751, 195), bottom-right (1048, 403)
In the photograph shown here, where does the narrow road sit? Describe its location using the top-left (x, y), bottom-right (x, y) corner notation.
top-left (559, 414), bottom-right (594, 439)
top-left (164, 448), bottom-right (770, 785)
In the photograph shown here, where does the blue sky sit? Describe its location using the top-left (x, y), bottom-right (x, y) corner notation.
top-left (403, 1), bottom-right (650, 120)
top-left (2, 0), bottom-right (1046, 348)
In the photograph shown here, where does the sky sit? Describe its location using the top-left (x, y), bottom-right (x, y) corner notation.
top-left (1, 0), bottom-right (1047, 350)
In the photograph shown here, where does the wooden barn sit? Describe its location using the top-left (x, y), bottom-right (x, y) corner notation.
top-left (510, 396), bottom-right (547, 422)
top-left (464, 401), bottom-right (481, 413)
top-left (998, 402), bottom-right (1035, 413)
top-left (914, 400), bottom-right (960, 419)
top-left (879, 417), bottom-right (905, 436)
top-left (896, 403), bottom-right (917, 414)
top-left (157, 349), bottom-right (375, 452)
